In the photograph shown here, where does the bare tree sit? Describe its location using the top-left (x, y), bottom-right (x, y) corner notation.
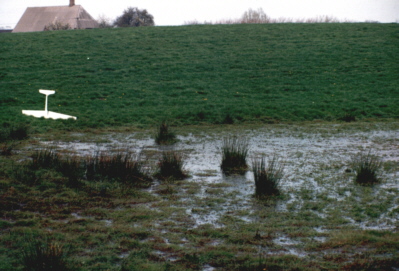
top-left (97, 14), bottom-right (113, 28)
top-left (241, 8), bottom-right (270, 24)
top-left (114, 7), bottom-right (155, 27)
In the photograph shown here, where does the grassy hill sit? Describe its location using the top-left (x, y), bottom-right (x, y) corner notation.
top-left (1, 23), bottom-right (398, 130)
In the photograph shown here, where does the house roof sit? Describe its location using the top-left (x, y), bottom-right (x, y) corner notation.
top-left (12, 5), bottom-right (99, 33)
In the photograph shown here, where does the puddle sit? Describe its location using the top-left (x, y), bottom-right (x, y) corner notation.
top-left (32, 124), bottom-right (398, 231)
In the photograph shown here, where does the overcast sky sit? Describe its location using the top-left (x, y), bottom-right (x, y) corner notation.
top-left (0, 0), bottom-right (398, 28)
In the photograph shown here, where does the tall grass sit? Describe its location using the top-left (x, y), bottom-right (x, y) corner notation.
top-left (220, 137), bottom-right (249, 175)
top-left (85, 152), bottom-right (152, 185)
top-left (252, 155), bottom-right (284, 197)
top-left (13, 148), bottom-right (151, 187)
top-left (21, 240), bottom-right (69, 271)
top-left (154, 121), bottom-right (177, 145)
top-left (351, 150), bottom-right (382, 185)
top-left (0, 123), bottom-right (29, 142)
top-left (155, 150), bottom-right (188, 180)
top-left (30, 148), bottom-right (61, 170)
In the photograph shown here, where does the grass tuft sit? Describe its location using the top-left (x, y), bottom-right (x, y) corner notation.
top-left (58, 155), bottom-right (84, 187)
top-left (351, 150), bottom-right (382, 185)
top-left (85, 152), bottom-right (152, 186)
top-left (1, 142), bottom-right (15, 156)
top-left (155, 121), bottom-right (177, 145)
top-left (252, 155), bottom-right (284, 197)
top-left (30, 148), bottom-right (61, 170)
top-left (21, 240), bottom-right (70, 271)
top-left (220, 137), bottom-right (249, 175)
top-left (0, 123), bottom-right (29, 142)
top-left (156, 150), bottom-right (188, 180)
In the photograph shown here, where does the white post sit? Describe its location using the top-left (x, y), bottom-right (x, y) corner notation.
top-left (44, 94), bottom-right (49, 115)
top-left (39, 90), bottom-right (55, 116)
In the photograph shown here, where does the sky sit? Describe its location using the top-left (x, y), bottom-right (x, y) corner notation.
top-left (0, 0), bottom-right (398, 29)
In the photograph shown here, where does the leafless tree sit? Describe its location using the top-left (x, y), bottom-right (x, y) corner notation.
top-left (241, 8), bottom-right (270, 24)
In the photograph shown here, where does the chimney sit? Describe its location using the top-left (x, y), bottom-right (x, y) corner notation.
top-left (69, 0), bottom-right (75, 7)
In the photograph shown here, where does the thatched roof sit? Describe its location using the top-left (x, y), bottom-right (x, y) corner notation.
top-left (12, 5), bottom-right (99, 33)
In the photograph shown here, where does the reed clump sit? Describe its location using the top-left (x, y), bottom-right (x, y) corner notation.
top-left (12, 148), bottom-right (151, 187)
top-left (155, 121), bottom-right (177, 145)
top-left (220, 137), bottom-right (249, 175)
top-left (0, 123), bottom-right (29, 142)
top-left (21, 240), bottom-right (70, 271)
top-left (85, 152), bottom-right (152, 186)
top-left (351, 150), bottom-right (382, 185)
top-left (156, 150), bottom-right (188, 180)
top-left (252, 155), bottom-right (284, 197)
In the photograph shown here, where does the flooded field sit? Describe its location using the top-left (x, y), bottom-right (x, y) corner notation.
top-left (25, 122), bottom-right (398, 268)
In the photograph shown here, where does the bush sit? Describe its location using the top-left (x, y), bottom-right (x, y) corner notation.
top-left (154, 121), bottom-right (177, 145)
top-left (114, 7), bottom-right (155, 27)
top-left (155, 150), bottom-right (188, 180)
top-left (220, 137), bottom-right (249, 175)
top-left (351, 150), bottom-right (382, 185)
top-left (44, 21), bottom-right (71, 31)
top-left (252, 155), bottom-right (284, 197)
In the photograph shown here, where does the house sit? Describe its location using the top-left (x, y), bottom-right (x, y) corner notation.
top-left (12, 0), bottom-right (98, 33)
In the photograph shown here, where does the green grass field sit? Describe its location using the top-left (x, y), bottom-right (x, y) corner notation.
top-left (1, 23), bottom-right (398, 130)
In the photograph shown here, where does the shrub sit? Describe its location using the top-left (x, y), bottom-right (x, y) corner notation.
top-left (114, 7), bottom-right (155, 27)
top-left (21, 240), bottom-right (69, 271)
top-left (156, 150), bottom-right (188, 180)
top-left (252, 155), bottom-right (284, 197)
top-left (155, 121), bottom-right (177, 145)
top-left (351, 150), bottom-right (382, 185)
top-left (44, 21), bottom-right (71, 31)
top-left (220, 137), bottom-right (249, 175)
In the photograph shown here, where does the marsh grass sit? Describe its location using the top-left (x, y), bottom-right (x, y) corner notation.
top-left (30, 148), bottom-right (61, 170)
top-left (21, 240), bottom-right (69, 271)
top-left (0, 142), bottom-right (14, 156)
top-left (0, 123), bottom-right (29, 142)
top-left (155, 121), bottom-right (177, 145)
top-left (12, 164), bottom-right (38, 185)
top-left (85, 152), bottom-right (152, 186)
top-left (351, 150), bottom-right (382, 185)
top-left (58, 155), bottom-right (84, 187)
top-left (156, 150), bottom-right (188, 180)
top-left (14, 149), bottom-right (151, 187)
top-left (220, 137), bottom-right (249, 175)
top-left (252, 155), bottom-right (284, 197)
